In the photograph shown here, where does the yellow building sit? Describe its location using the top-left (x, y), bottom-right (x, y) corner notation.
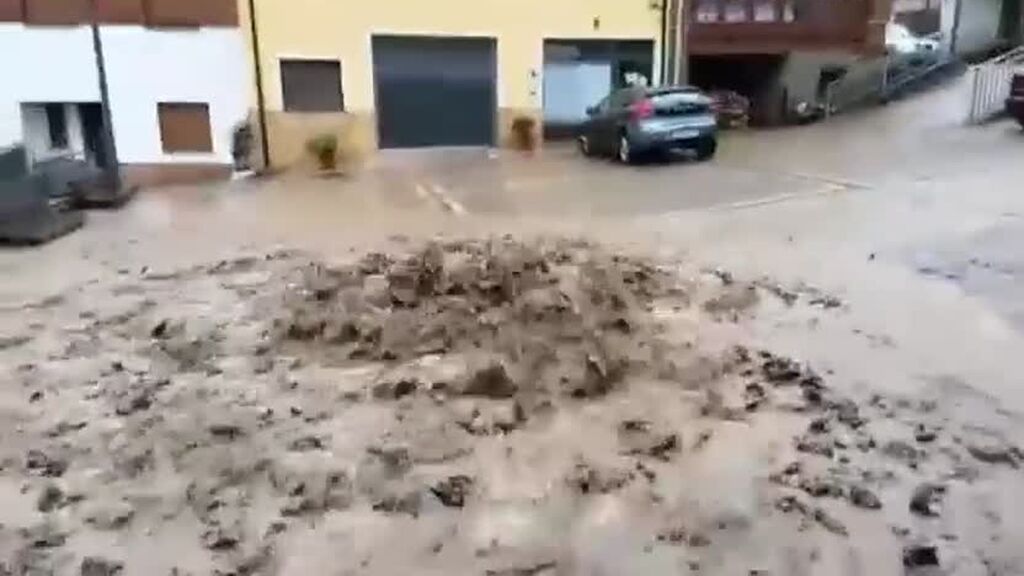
top-left (239, 0), bottom-right (666, 168)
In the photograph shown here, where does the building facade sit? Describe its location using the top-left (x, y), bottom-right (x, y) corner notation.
top-left (895, 0), bottom-right (1022, 57)
top-left (942, 0), bottom-right (1022, 57)
top-left (242, 0), bottom-right (666, 168)
top-left (893, 0), bottom-right (942, 35)
top-left (669, 0), bottom-right (891, 122)
top-left (0, 0), bottom-right (248, 186)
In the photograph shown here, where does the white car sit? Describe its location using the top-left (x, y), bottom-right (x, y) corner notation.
top-left (886, 22), bottom-right (941, 64)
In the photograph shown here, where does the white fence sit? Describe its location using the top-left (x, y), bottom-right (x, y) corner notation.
top-left (967, 46), bottom-right (1024, 123)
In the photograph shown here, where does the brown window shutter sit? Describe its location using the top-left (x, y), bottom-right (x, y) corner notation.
top-left (96, 0), bottom-right (145, 24)
top-left (281, 60), bottom-right (345, 112)
top-left (0, 0), bottom-right (25, 22)
top-left (144, 0), bottom-right (237, 27)
top-left (202, 0), bottom-right (238, 26)
top-left (24, 0), bottom-right (90, 25)
top-left (145, 0), bottom-right (198, 27)
top-left (158, 103), bottom-right (214, 154)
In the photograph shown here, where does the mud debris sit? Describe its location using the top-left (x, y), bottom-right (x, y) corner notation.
top-left (966, 440), bottom-right (1021, 468)
top-left (618, 420), bottom-right (680, 461)
top-left (903, 544), bottom-right (940, 569)
top-left (274, 239), bottom-right (661, 403)
top-left (431, 474), bottom-right (474, 507)
top-left (83, 500), bottom-right (135, 530)
top-left (774, 495), bottom-right (848, 536)
top-left (25, 449), bottom-right (68, 478)
top-left (0, 334), bottom-right (32, 350)
top-left (799, 475), bottom-right (845, 498)
top-left (20, 522), bottom-right (67, 549)
top-left (814, 508), bottom-right (849, 536)
top-left (113, 385), bottom-right (155, 416)
top-left (849, 485), bottom-right (883, 510)
top-left (657, 525), bottom-right (711, 547)
top-left (35, 483), bottom-right (65, 512)
top-left (567, 462), bottom-right (636, 495)
top-left (485, 561), bottom-right (558, 576)
top-left (462, 362), bottom-right (518, 399)
top-left (270, 463), bottom-right (352, 516)
top-left (882, 440), bottom-right (923, 466)
top-left (372, 491), bottom-right (423, 517)
top-left (914, 424), bottom-right (939, 444)
top-left (0, 237), bottom-right (1019, 573)
top-left (909, 483), bottom-right (946, 517)
top-left (201, 522), bottom-right (242, 550)
top-left (80, 556), bottom-right (124, 576)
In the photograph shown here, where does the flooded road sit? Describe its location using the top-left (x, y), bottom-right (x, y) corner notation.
top-left (5, 76), bottom-right (1021, 345)
top-left (1, 74), bottom-right (1023, 575)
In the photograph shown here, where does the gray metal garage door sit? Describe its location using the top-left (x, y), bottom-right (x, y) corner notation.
top-left (372, 35), bottom-right (497, 148)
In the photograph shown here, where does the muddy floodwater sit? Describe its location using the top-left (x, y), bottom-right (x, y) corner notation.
top-left (1, 77), bottom-right (1024, 575)
top-left (2, 236), bottom-right (1023, 575)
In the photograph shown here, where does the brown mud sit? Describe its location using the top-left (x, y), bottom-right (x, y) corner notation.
top-left (0, 237), bottom-right (1020, 575)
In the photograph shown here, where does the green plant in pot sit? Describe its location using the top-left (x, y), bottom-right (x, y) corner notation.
top-left (306, 133), bottom-right (339, 172)
top-left (511, 116), bottom-right (537, 151)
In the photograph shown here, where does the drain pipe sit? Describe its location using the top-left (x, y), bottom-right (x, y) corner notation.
top-left (950, 0), bottom-right (963, 56)
top-left (677, 0), bottom-right (689, 85)
top-left (247, 0), bottom-right (271, 170)
top-left (660, 0), bottom-right (669, 84)
top-left (88, 0), bottom-right (121, 190)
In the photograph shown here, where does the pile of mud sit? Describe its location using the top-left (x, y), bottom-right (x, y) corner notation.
top-left (1, 238), bottom-right (1021, 575)
top-left (274, 238), bottom-right (682, 404)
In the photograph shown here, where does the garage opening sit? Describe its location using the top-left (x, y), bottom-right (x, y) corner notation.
top-left (689, 54), bottom-right (786, 125)
top-left (372, 35), bottom-right (497, 148)
top-left (20, 102), bottom-right (108, 167)
top-left (542, 39), bottom-right (655, 139)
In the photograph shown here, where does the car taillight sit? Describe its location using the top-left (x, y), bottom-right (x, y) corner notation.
top-left (630, 99), bottom-right (654, 120)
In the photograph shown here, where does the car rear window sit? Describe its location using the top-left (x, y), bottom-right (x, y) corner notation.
top-left (650, 92), bottom-right (710, 115)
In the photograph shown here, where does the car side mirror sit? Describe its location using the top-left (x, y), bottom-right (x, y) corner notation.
top-left (585, 106), bottom-right (598, 116)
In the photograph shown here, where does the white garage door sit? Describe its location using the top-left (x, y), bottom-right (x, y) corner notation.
top-left (542, 62), bottom-right (612, 124)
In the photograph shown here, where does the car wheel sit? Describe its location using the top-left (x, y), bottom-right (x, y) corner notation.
top-left (617, 135), bottom-right (632, 164)
top-left (695, 138), bottom-right (717, 161)
top-left (578, 136), bottom-right (592, 157)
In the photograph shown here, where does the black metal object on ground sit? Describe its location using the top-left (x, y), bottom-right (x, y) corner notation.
top-left (0, 147), bottom-right (85, 246)
top-left (72, 176), bottom-right (138, 209)
top-left (32, 157), bottom-right (137, 209)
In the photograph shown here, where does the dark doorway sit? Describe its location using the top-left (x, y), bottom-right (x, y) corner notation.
top-left (372, 35), bottom-right (497, 148)
top-left (78, 103), bottom-right (107, 168)
top-left (1000, 0), bottom-right (1022, 43)
top-left (689, 54), bottom-right (786, 125)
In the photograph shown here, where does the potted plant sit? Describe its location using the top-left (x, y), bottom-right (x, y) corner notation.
top-left (510, 115), bottom-right (537, 152)
top-left (306, 133), bottom-right (339, 172)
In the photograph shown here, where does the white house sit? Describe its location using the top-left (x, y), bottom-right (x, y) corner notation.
top-left (0, 0), bottom-right (249, 186)
top-left (945, 0), bottom-right (1021, 56)
top-left (892, 0), bottom-right (1022, 57)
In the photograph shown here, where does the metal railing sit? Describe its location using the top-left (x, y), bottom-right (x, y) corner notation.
top-left (824, 56), bottom-right (889, 115)
top-left (819, 48), bottom-right (964, 120)
top-left (967, 45), bottom-right (1024, 124)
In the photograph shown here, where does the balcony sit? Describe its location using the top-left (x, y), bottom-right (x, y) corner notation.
top-left (688, 0), bottom-right (888, 55)
top-left (0, 0), bottom-right (237, 26)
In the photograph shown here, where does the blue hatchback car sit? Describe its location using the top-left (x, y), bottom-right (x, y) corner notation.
top-left (578, 86), bottom-right (718, 163)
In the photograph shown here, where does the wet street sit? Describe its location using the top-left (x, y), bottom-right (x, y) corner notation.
top-left (2, 74), bottom-right (1024, 575)
top-left (3, 73), bottom-right (1024, 403)
top-left (3, 74), bottom-right (1022, 336)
